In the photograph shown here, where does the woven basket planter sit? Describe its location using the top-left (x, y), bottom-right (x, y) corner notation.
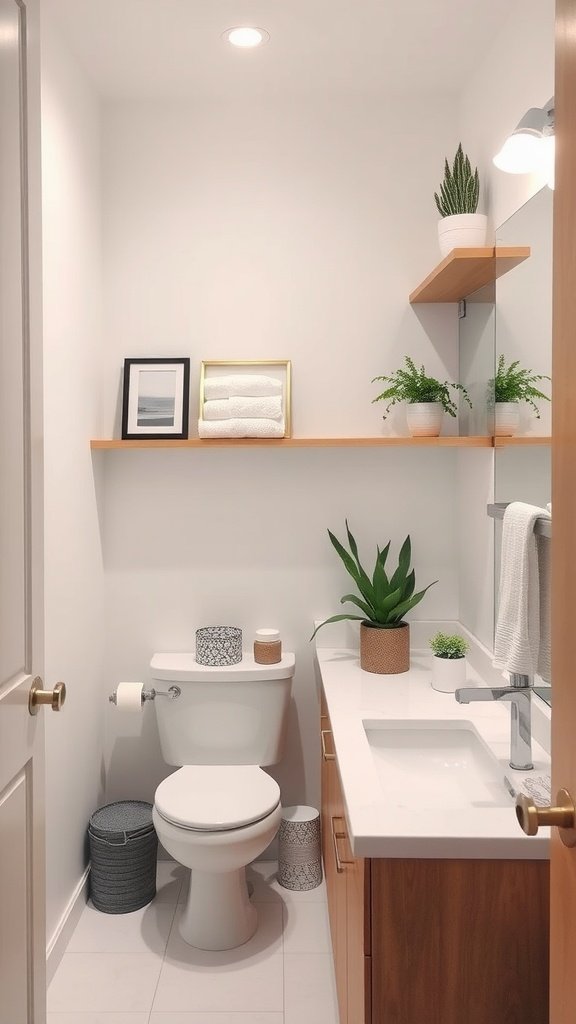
top-left (360, 621), bottom-right (410, 674)
top-left (278, 806), bottom-right (322, 891)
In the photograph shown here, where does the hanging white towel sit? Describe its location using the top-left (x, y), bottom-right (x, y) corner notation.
top-left (198, 417), bottom-right (285, 439)
top-left (537, 534), bottom-right (551, 683)
top-left (204, 375), bottom-right (282, 400)
top-left (203, 395), bottom-right (283, 421)
top-left (493, 502), bottom-right (551, 677)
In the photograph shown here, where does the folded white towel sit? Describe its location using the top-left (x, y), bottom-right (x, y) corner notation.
top-left (493, 502), bottom-right (551, 677)
top-left (203, 396), bottom-right (283, 421)
top-left (198, 417), bottom-right (285, 439)
top-left (204, 375), bottom-right (282, 400)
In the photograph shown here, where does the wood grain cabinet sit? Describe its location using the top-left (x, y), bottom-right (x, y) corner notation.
top-left (321, 703), bottom-right (370, 1024)
top-left (320, 694), bottom-right (550, 1024)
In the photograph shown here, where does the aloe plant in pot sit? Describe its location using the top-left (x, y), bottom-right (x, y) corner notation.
top-left (311, 522), bottom-right (437, 674)
top-left (434, 143), bottom-right (487, 258)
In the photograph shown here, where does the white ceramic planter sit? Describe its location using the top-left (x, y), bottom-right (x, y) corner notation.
top-left (437, 213), bottom-right (488, 258)
top-left (431, 655), bottom-right (467, 693)
top-left (406, 402), bottom-right (443, 438)
top-left (495, 401), bottom-right (520, 437)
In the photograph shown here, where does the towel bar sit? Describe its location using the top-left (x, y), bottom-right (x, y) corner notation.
top-left (487, 503), bottom-right (552, 539)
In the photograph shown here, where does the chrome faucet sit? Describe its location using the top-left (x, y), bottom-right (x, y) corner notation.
top-left (455, 672), bottom-right (533, 771)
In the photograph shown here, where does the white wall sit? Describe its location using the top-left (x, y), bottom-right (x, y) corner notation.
top-left (41, 15), bottom-right (106, 947)
top-left (101, 97), bottom-right (460, 438)
top-left (459, 0), bottom-right (555, 231)
top-left (99, 95), bottom-right (462, 812)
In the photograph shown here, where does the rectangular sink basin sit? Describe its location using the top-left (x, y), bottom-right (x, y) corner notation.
top-left (363, 720), bottom-right (511, 810)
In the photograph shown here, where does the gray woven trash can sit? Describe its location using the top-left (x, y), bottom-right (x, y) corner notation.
top-left (278, 805), bottom-right (322, 891)
top-left (88, 800), bottom-right (158, 913)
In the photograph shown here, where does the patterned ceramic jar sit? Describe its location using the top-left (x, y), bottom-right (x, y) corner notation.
top-left (195, 626), bottom-right (243, 666)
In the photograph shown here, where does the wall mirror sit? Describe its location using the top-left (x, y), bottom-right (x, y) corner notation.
top-left (494, 186), bottom-right (553, 704)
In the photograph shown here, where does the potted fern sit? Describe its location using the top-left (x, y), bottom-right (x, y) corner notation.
top-left (311, 522), bottom-right (436, 674)
top-left (434, 143), bottom-right (487, 258)
top-left (429, 632), bottom-right (469, 692)
top-left (493, 355), bottom-right (550, 437)
top-left (372, 356), bottom-right (471, 437)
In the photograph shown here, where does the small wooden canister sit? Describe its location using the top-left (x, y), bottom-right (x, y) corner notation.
top-left (254, 628), bottom-right (282, 665)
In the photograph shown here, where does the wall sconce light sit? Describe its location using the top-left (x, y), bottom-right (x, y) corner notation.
top-left (493, 98), bottom-right (555, 188)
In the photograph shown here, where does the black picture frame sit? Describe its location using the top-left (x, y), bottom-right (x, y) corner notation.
top-left (121, 358), bottom-right (190, 440)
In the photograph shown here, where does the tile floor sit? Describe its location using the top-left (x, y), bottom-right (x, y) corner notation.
top-left (47, 861), bottom-right (339, 1024)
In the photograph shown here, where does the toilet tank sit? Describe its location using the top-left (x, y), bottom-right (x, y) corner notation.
top-left (150, 652), bottom-right (295, 767)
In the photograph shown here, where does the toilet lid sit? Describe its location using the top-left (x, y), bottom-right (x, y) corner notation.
top-left (154, 765), bottom-right (281, 831)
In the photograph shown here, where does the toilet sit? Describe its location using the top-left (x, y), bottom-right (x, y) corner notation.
top-left (150, 651), bottom-right (295, 951)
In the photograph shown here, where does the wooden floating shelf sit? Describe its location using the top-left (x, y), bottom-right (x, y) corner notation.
top-left (409, 246), bottom-right (531, 303)
top-left (91, 436), bottom-right (493, 450)
top-left (494, 436), bottom-right (551, 448)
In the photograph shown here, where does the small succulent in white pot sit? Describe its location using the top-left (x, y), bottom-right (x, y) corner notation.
top-left (429, 632), bottom-right (469, 692)
top-left (434, 144), bottom-right (487, 258)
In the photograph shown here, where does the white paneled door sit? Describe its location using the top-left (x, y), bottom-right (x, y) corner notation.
top-left (0, 1), bottom-right (47, 1022)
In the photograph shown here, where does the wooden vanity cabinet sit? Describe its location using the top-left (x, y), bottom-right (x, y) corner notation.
top-left (320, 695), bottom-right (549, 1024)
top-left (321, 696), bottom-right (371, 1024)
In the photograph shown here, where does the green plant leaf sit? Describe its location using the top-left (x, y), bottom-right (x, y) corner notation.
top-left (401, 569), bottom-right (415, 601)
top-left (310, 613), bottom-right (365, 641)
top-left (345, 520), bottom-right (373, 595)
top-left (389, 535), bottom-right (411, 592)
top-left (375, 587), bottom-right (403, 623)
top-left (389, 581), bottom-right (437, 622)
top-left (340, 593), bottom-right (374, 618)
top-left (372, 550), bottom-right (389, 609)
top-left (327, 529), bottom-right (374, 606)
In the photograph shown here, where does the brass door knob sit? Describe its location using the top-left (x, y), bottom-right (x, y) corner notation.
top-left (516, 787), bottom-right (576, 847)
top-left (28, 677), bottom-right (66, 716)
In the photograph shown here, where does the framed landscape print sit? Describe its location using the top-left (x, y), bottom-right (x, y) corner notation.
top-left (121, 358), bottom-right (190, 440)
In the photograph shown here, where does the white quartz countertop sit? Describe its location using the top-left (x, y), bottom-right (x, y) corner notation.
top-left (316, 647), bottom-right (550, 860)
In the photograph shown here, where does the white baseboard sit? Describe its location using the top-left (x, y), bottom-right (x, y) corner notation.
top-left (46, 866), bottom-right (90, 984)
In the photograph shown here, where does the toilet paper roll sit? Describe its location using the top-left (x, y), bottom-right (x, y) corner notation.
top-left (115, 682), bottom-right (144, 712)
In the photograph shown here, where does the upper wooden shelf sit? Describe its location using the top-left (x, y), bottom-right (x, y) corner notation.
top-left (409, 246), bottom-right (531, 303)
top-left (90, 436), bottom-right (492, 450)
top-left (494, 436), bottom-right (551, 448)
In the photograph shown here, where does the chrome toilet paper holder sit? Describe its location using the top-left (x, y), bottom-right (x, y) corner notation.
top-left (108, 685), bottom-right (181, 705)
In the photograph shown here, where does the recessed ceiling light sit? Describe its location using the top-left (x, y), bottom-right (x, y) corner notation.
top-left (223, 27), bottom-right (269, 49)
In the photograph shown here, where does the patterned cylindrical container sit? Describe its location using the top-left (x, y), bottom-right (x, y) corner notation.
top-left (195, 626), bottom-right (242, 666)
top-left (278, 805), bottom-right (322, 891)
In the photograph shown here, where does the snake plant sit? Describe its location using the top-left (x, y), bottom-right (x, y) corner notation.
top-left (434, 143), bottom-right (480, 217)
top-left (311, 522), bottom-right (436, 639)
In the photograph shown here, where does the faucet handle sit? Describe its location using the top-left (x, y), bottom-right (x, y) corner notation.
top-left (515, 787), bottom-right (576, 846)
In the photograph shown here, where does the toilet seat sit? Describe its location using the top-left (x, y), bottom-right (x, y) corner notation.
top-left (154, 765), bottom-right (281, 832)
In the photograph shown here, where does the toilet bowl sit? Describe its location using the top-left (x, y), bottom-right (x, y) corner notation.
top-left (150, 651), bottom-right (295, 950)
top-left (153, 764), bottom-right (282, 949)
